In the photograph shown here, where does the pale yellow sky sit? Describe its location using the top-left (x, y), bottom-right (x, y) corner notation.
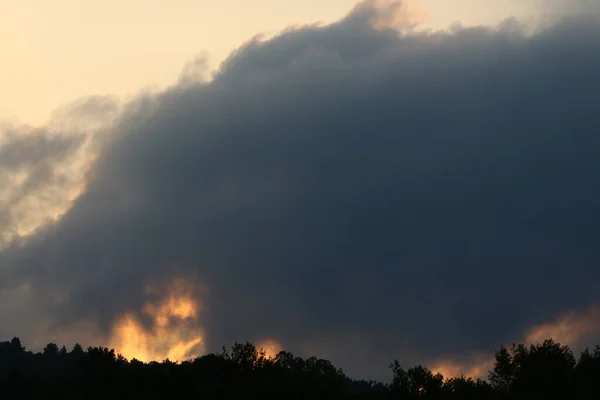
top-left (1, 0), bottom-right (542, 126)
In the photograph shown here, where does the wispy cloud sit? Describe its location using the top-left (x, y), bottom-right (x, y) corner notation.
top-left (346, 0), bottom-right (429, 30)
top-left (431, 306), bottom-right (600, 379)
top-left (0, 96), bottom-right (118, 247)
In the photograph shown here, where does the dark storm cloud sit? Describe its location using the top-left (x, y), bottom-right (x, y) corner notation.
top-left (2, 5), bottom-right (600, 380)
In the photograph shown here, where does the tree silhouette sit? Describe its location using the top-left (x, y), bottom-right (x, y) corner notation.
top-left (43, 343), bottom-right (59, 356)
top-left (9, 338), bottom-right (23, 352)
top-left (71, 343), bottom-right (84, 357)
top-left (0, 336), bottom-right (599, 399)
top-left (574, 346), bottom-right (600, 399)
top-left (489, 345), bottom-right (516, 393)
top-left (390, 362), bottom-right (445, 398)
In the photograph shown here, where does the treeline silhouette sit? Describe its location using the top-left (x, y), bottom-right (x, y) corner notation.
top-left (1, 337), bottom-right (600, 399)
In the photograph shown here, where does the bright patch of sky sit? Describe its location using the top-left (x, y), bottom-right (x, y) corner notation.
top-left (0, 0), bottom-right (565, 125)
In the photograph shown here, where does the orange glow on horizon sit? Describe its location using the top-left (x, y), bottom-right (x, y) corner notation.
top-left (525, 306), bottom-right (600, 346)
top-left (257, 339), bottom-right (282, 359)
top-left (430, 356), bottom-right (493, 380)
top-left (108, 280), bottom-right (204, 362)
top-left (429, 305), bottom-right (600, 380)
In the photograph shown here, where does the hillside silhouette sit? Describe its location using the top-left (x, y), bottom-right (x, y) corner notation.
top-left (1, 337), bottom-right (599, 399)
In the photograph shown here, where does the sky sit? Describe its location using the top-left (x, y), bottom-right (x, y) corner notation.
top-left (1, 0), bottom-right (600, 382)
top-left (1, 0), bottom-right (560, 126)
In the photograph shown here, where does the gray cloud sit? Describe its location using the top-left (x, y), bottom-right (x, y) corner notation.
top-left (0, 127), bottom-right (83, 245)
top-left (546, 0), bottom-right (600, 15)
top-left (0, 130), bottom-right (80, 171)
top-left (2, 4), bottom-right (600, 381)
top-left (0, 96), bottom-right (118, 248)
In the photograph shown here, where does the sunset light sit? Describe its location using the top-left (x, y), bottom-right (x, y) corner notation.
top-left (1, 0), bottom-right (600, 396)
top-left (108, 281), bottom-right (204, 363)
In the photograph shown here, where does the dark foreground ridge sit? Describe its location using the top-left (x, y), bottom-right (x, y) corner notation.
top-left (1, 337), bottom-right (599, 399)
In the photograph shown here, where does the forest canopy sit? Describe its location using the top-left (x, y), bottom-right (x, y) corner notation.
top-left (1, 337), bottom-right (599, 399)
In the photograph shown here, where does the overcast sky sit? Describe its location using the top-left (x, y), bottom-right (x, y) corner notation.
top-left (1, 0), bottom-right (600, 382)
